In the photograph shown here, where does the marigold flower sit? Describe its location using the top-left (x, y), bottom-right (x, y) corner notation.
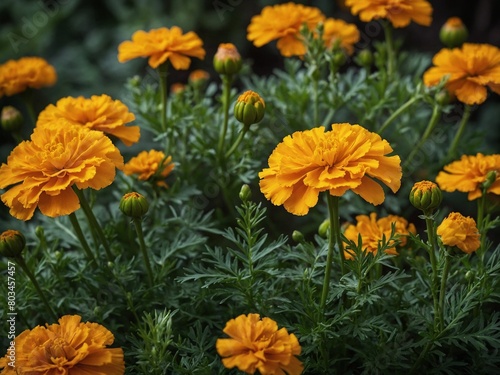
top-left (0, 315), bottom-right (125, 374)
top-left (216, 313), bottom-right (303, 375)
top-left (259, 124), bottom-right (402, 216)
top-left (247, 3), bottom-right (325, 57)
top-left (0, 121), bottom-right (124, 221)
top-left (0, 57), bottom-right (57, 97)
top-left (323, 18), bottom-right (360, 55)
top-left (435, 153), bottom-right (500, 200)
top-left (345, 0), bottom-right (433, 28)
top-left (440, 17), bottom-right (468, 48)
top-left (437, 212), bottom-right (480, 254)
top-left (213, 43), bottom-right (243, 75)
top-left (118, 26), bottom-right (206, 69)
top-left (36, 94), bottom-right (140, 146)
top-left (343, 212), bottom-right (416, 258)
top-left (423, 43), bottom-right (500, 105)
top-left (123, 150), bottom-right (174, 188)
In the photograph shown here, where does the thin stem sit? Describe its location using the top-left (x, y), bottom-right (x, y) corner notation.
top-left (68, 212), bottom-right (97, 264)
top-left (447, 104), bottom-right (471, 159)
top-left (378, 95), bottom-right (419, 135)
top-left (383, 21), bottom-right (396, 79)
top-left (217, 74), bottom-right (233, 159)
top-left (313, 70), bottom-right (319, 126)
top-left (158, 63), bottom-right (169, 133)
top-left (225, 126), bottom-right (248, 159)
top-left (424, 214), bottom-right (440, 333)
top-left (476, 191), bottom-right (488, 273)
top-left (438, 252), bottom-right (452, 331)
top-left (133, 218), bottom-right (154, 287)
top-left (73, 188), bottom-right (113, 261)
top-left (15, 255), bottom-right (58, 322)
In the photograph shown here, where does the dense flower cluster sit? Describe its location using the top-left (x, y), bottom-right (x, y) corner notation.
top-left (437, 212), bottom-right (481, 253)
top-left (0, 56), bottom-right (57, 97)
top-left (216, 313), bottom-right (303, 375)
top-left (0, 315), bottom-right (125, 374)
top-left (123, 150), bottom-right (174, 187)
top-left (259, 123), bottom-right (402, 215)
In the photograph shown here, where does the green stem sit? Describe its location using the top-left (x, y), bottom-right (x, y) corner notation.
top-left (217, 74), bottom-right (233, 159)
top-left (225, 126), bottom-right (248, 159)
top-left (404, 103), bottom-right (442, 170)
top-left (424, 214), bottom-right (440, 333)
top-left (158, 63), bottom-right (169, 133)
top-left (383, 21), bottom-right (396, 80)
top-left (15, 255), bottom-right (58, 322)
top-left (378, 95), bottom-right (419, 135)
top-left (447, 104), bottom-right (471, 159)
top-left (133, 218), bottom-right (154, 287)
top-left (73, 188), bottom-right (113, 261)
top-left (476, 191), bottom-right (487, 273)
top-left (438, 252), bottom-right (452, 331)
top-left (68, 212), bottom-right (97, 263)
top-left (313, 70), bottom-right (319, 126)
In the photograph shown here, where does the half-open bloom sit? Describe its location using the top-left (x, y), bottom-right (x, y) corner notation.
top-left (216, 313), bottom-right (303, 375)
top-left (323, 18), bottom-right (360, 55)
top-left (0, 121), bottom-right (124, 220)
top-left (345, 0), bottom-right (433, 28)
top-left (423, 43), bottom-right (500, 105)
top-left (0, 315), bottom-right (125, 375)
top-left (0, 56), bottom-right (57, 97)
top-left (123, 150), bottom-right (174, 188)
top-left (343, 212), bottom-right (416, 259)
top-left (437, 212), bottom-right (480, 253)
top-left (37, 94), bottom-right (140, 146)
top-left (118, 26), bottom-right (205, 69)
top-left (436, 153), bottom-right (500, 200)
top-left (247, 2), bottom-right (325, 57)
top-left (259, 124), bottom-right (402, 216)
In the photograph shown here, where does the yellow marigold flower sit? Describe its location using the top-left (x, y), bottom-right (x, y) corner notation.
top-left (259, 124), bottom-right (402, 216)
top-left (423, 43), bottom-right (500, 105)
top-left (0, 121), bottom-right (124, 221)
top-left (345, 0), bottom-right (432, 28)
top-left (343, 212), bottom-right (416, 259)
top-left (36, 94), bottom-right (140, 146)
top-left (216, 313), bottom-right (303, 375)
top-left (0, 315), bottom-right (125, 374)
top-left (437, 212), bottom-right (481, 254)
top-left (0, 57), bottom-right (56, 98)
top-left (436, 153), bottom-right (500, 200)
top-left (247, 2), bottom-right (325, 57)
top-left (118, 26), bottom-right (206, 69)
top-left (123, 150), bottom-right (174, 188)
top-left (323, 18), bottom-right (360, 55)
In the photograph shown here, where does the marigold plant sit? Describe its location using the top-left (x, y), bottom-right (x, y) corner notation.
top-left (322, 18), bottom-right (360, 55)
top-left (259, 123), bottom-right (402, 215)
top-left (435, 153), bottom-right (500, 200)
top-left (0, 56), bottom-right (57, 97)
top-left (247, 2), bottom-right (325, 57)
top-left (345, 0), bottom-right (433, 28)
top-left (123, 150), bottom-right (174, 188)
top-left (437, 212), bottom-right (481, 253)
top-left (216, 313), bottom-right (303, 375)
top-left (423, 43), bottom-right (500, 105)
top-left (118, 26), bottom-right (206, 69)
top-left (0, 121), bottom-right (123, 220)
top-left (36, 94), bottom-right (140, 146)
top-left (0, 315), bottom-right (125, 374)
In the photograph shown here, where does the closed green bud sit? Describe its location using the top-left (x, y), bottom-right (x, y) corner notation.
top-left (292, 230), bottom-right (304, 243)
top-left (119, 192), bottom-right (149, 218)
top-left (234, 90), bottom-right (265, 127)
top-left (213, 43), bottom-right (242, 76)
top-left (435, 89), bottom-right (451, 106)
top-left (355, 49), bottom-right (373, 68)
top-left (440, 17), bottom-right (468, 48)
top-left (409, 180), bottom-right (442, 213)
top-left (1, 106), bottom-right (23, 133)
top-left (239, 184), bottom-right (252, 202)
top-left (0, 230), bottom-right (26, 258)
top-left (318, 219), bottom-right (330, 238)
top-left (482, 170), bottom-right (498, 190)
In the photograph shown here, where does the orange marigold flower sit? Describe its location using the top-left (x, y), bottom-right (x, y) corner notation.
top-left (345, 0), bottom-right (433, 28)
top-left (118, 26), bottom-right (206, 69)
top-left (435, 153), bottom-right (500, 200)
top-left (123, 150), bottom-right (174, 188)
top-left (343, 212), bottom-right (416, 259)
top-left (323, 18), bottom-right (360, 55)
top-left (0, 56), bottom-right (57, 97)
top-left (36, 94), bottom-right (140, 146)
top-left (259, 124), bottom-right (402, 216)
top-left (437, 212), bottom-right (480, 254)
top-left (0, 315), bottom-right (125, 375)
top-left (423, 43), bottom-right (500, 105)
top-left (0, 121), bottom-right (124, 221)
top-left (216, 313), bottom-right (303, 375)
top-left (247, 2), bottom-right (325, 57)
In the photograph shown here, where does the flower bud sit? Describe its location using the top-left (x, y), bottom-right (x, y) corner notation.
top-left (292, 230), bottom-right (304, 243)
top-left (409, 180), bottom-right (442, 213)
top-left (170, 83), bottom-right (186, 95)
top-left (439, 17), bottom-right (468, 48)
top-left (1, 106), bottom-right (23, 133)
top-left (213, 43), bottom-right (242, 76)
top-left (188, 69), bottom-right (210, 88)
top-left (119, 192), bottom-right (149, 219)
top-left (354, 49), bottom-right (373, 68)
top-left (234, 90), bottom-right (265, 127)
top-left (435, 89), bottom-right (451, 106)
top-left (239, 184), bottom-right (252, 202)
top-left (482, 170), bottom-right (498, 191)
top-left (318, 219), bottom-right (330, 238)
top-left (0, 230), bottom-right (26, 258)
